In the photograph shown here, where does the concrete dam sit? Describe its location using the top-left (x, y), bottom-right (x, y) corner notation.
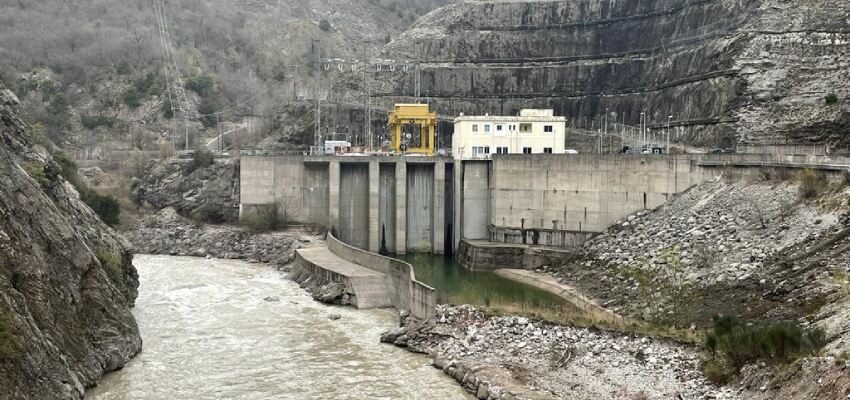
top-left (241, 153), bottom-right (850, 254)
top-left (241, 156), bottom-right (452, 255)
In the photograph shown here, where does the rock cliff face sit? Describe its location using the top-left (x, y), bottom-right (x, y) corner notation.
top-left (132, 159), bottom-right (240, 224)
top-left (377, 0), bottom-right (850, 148)
top-left (0, 86), bottom-right (141, 399)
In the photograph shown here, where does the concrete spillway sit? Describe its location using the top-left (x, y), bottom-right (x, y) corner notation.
top-left (339, 164), bottom-right (370, 249)
top-left (378, 164), bottom-right (397, 254)
top-left (406, 164), bottom-right (435, 252)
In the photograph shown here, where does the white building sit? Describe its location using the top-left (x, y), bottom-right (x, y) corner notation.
top-left (452, 109), bottom-right (567, 160)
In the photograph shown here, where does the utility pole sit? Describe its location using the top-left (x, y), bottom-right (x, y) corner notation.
top-left (415, 41), bottom-right (421, 100)
top-left (312, 39), bottom-right (322, 152)
top-left (667, 115), bottom-right (673, 154)
top-left (184, 107), bottom-right (189, 151)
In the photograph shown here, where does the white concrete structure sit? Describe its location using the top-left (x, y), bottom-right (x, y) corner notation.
top-left (452, 109), bottom-right (567, 160)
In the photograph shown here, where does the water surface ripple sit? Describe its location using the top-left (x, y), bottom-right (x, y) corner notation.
top-left (86, 255), bottom-right (469, 400)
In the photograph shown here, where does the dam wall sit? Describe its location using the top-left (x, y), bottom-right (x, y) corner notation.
top-left (241, 155), bottom-right (453, 255)
top-left (242, 153), bottom-right (850, 254)
top-left (453, 153), bottom-right (850, 250)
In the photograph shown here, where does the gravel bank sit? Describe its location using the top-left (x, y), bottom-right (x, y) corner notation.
top-left (388, 305), bottom-right (741, 400)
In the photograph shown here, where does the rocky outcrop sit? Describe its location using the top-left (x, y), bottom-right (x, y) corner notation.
top-left (132, 158), bottom-right (239, 224)
top-left (374, 0), bottom-right (850, 149)
top-left (0, 86), bottom-right (141, 399)
top-left (126, 208), bottom-right (303, 268)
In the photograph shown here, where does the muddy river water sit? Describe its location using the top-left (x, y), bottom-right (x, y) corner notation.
top-left (85, 255), bottom-right (469, 400)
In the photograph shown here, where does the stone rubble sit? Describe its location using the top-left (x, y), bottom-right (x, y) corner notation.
top-left (132, 158), bottom-right (240, 224)
top-left (547, 179), bottom-right (849, 325)
top-left (125, 207), bottom-right (305, 269)
top-left (392, 305), bottom-right (741, 400)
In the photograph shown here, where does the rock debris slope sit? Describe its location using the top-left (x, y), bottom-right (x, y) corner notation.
top-left (0, 86), bottom-right (141, 400)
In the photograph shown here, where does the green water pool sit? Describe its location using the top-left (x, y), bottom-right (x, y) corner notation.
top-left (399, 254), bottom-right (582, 319)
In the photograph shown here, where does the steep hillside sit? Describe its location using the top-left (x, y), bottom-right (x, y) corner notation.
top-left (377, 0), bottom-right (850, 149)
top-left (0, 87), bottom-right (141, 398)
top-left (0, 0), bottom-right (454, 153)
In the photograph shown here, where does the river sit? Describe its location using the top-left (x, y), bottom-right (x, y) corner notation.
top-left (85, 255), bottom-right (469, 400)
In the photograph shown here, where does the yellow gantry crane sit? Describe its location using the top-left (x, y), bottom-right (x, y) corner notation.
top-left (387, 104), bottom-right (436, 155)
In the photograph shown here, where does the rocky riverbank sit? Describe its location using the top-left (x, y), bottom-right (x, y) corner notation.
top-left (386, 305), bottom-right (740, 400)
top-left (0, 86), bottom-right (141, 399)
top-left (539, 176), bottom-right (850, 399)
top-left (126, 208), bottom-right (307, 269)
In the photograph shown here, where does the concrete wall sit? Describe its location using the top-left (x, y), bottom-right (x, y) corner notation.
top-left (458, 240), bottom-right (580, 271)
top-left (338, 163), bottom-right (370, 249)
top-left (461, 161), bottom-right (491, 240)
top-left (327, 233), bottom-right (436, 321)
top-left (241, 156), bottom-right (314, 224)
top-left (488, 155), bottom-right (711, 243)
top-left (303, 163), bottom-right (329, 227)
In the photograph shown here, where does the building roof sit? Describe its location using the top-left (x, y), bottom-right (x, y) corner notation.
top-left (454, 109), bottom-right (566, 123)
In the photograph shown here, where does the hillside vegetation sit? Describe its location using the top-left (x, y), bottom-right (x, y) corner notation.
top-left (0, 0), bottom-right (453, 152)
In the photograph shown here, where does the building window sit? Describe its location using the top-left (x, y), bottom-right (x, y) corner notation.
top-left (472, 146), bottom-right (491, 158)
top-left (472, 124), bottom-right (479, 133)
top-left (520, 123), bottom-right (532, 133)
top-left (509, 125), bottom-right (516, 131)
top-left (484, 124), bottom-right (491, 133)
top-left (496, 147), bottom-right (509, 154)
top-left (544, 147), bottom-right (553, 154)
top-left (496, 125), bottom-right (503, 131)
top-left (523, 147), bottom-right (532, 154)
top-left (544, 125), bottom-right (554, 133)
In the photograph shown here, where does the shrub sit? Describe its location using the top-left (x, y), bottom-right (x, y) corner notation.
top-left (187, 149), bottom-right (215, 173)
top-left (319, 19), bottom-right (332, 32)
top-left (133, 72), bottom-right (161, 95)
top-left (798, 169), bottom-right (826, 200)
top-left (185, 74), bottom-right (216, 98)
top-left (161, 96), bottom-right (174, 119)
top-left (273, 66), bottom-right (286, 82)
top-left (80, 114), bottom-right (116, 130)
top-left (241, 205), bottom-right (279, 232)
top-left (123, 87), bottom-right (142, 108)
top-left (96, 249), bottom-right (123, 285)
top-left (198, 96), bottom-right (219, 128)
top-left (702, 358), bottom-right (734, 385)
top-left (81, 189), bottom-right (121, 227)
top-left (705, 316), bottom-right (826, 372)
top-left (22, 160), bottom-right (48, 187)
top-left (825, 94), bottom-right (838, 105)
top-left (115, 61), bottom-right (133, 76)
top-left (0, 313), bottom-right (17, 360)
